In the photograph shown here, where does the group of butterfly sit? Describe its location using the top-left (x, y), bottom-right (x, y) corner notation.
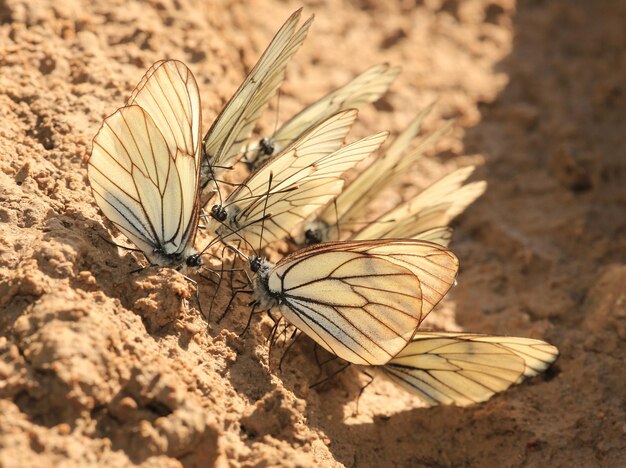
top-left (87, 9), bottom-right (558, 408)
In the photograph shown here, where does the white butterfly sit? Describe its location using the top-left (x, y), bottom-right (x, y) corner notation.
top-left (89, 60), bottom-right (203, 270)
top-left (382, 332), bottom-right (559, 406)
top-left (249, 239), bottom-right (459, 366)
top-left (301, 104), bottom-right (458, 244)
top-left (200, 9), bottom-right (313, 202)
top-left (349, 165), bottom-right (486, 243)
top-left (244, 63), bottom-right (400, 171)
top-left (206, 110), bottom-right (388, 250)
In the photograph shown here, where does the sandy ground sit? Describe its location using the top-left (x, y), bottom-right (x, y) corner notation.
top-left (1, 0), bottom-right (625, 466)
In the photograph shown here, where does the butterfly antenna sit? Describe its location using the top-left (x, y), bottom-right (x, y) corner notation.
top-left (203, 213), bottom-right (259, 256)
top-left (202, 153), bottom-right (225, 208)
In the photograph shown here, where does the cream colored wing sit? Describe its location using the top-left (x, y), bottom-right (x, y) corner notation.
top-left (383, 332), bottom-right (559, 406)
top-left (206, 109), bottom-right (354, 246)
top-left (352, 166), bottom-right (486, 240)
top-left (311, 105), bottom-right (452, 241)
top-left (246, 63), bottom-right (399, 169)
top-left (269, 239), bottom-right (459, 365)
top-left (127, 60), bottom-right (202, 164)
top-left (89, 105), bottom-right (201, 267)
top-left (214, 125), bottom-right (388, 249)
top-left (410, 226), bottom-right (454, 247)
top-left (201, 9), bottom-right (313, 192)
top-left (340, 240), bottom-right (459, 322)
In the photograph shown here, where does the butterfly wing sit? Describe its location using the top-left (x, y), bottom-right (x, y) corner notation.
top-left (246, 63), bottom-right (399, 169)
top-left (220, 131), bottom-right (388, 248)
top-left (311, 105), bottom-right (452, 241)
top-left (127, 60), bottom-right (202, 162)
top-left (409, 226), bottom-right (454, 247)
top-left (89, 60), bottom-right (201, 267)
top-left (268, 239), bottom-right (458, 365)
top-left (201, 9), bottom-right (313, 194)
top-left (352, 166), bottom-right (486, 240)
top-left (89, 105), bottom-right (201, 266)
top-left (383, 332), bottom-right (559, 406)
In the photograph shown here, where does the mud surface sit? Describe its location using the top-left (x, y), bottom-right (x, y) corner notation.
top-left (1, 0), bottom-right (625, 466)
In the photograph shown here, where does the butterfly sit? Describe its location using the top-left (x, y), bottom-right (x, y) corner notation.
top-left (301, 104), bottom-right (458, 245)
top-left (244, 63), bottom-right (400, 171)
top-left (88, 60), bottom-right (203, 270)
top-left (206, 109), bottom-right (388, 250)
top-left (249, 239), bottom-right (459, 366)
top-left (381, 332), bottom-right (559, 406)
top-left (200, 9), bottom-right (313, 202)
top-left (349, 165), bottom-right (486, 243)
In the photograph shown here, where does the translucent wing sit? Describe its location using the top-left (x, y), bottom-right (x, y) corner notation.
top-left (410, 226), bottom-right (454, 247)
top-left (208, 110), bottom-right (386, 248)
top-left (201, 9), bottom-right (313, 194)
top-left (307, 104), bottom-right (453, 242)
top-left (89, 60), bottom-right (201, 267)
top-left (127, 60), bottom-right (201, 161)
top-left (352, 166), bottom-right (486, 240)
top-left (246, 63), bottom-right (399, 169)
top-left (89, 105), bottom-right (201, 267)
top-left (268, 240), bottom-right (459, 365)
top-left (383, 332), bottom-right (559, 406)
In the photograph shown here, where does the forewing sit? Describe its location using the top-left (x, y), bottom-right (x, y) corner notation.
top-left (270, 250), bottom-right (424, 366)
top-left (89, 106), bottom-right (198, 260)
top-left (353, 166), bottom-right (486, 240)
top-left (383, 332), bottom-right (559, 406)
top-left (341, 240), bottom-right (459, 323)
top-left (202, 9), bottom-right (313, 177)
top-left (271, 64), bottom-right (399, 149)
top-left (127, 60), bottom-right (202, 165)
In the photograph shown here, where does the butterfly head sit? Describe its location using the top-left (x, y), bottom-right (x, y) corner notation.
top-left (259, 137), bottom-right (275, 156)
top-left (249, 255), bottom-right (264, 273)
top-left (249, 255), bottom-right (278, 311)
top-left (249, 255), bottom-right (273, 282)
top-left (210, 204), bottom-right (228, 222)
top-left (186, 253), bottom-right (203, 268)
top-left (302, 219), bottom-right (329, 246)
top-left (304, 227), bottom-right (323, 245)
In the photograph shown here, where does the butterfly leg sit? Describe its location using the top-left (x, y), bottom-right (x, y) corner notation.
top-left (239, 303), bottom-right (258, 337)
top-left (309, 362), bottom-right (351, 390)
top-left (216, 287), bottom-right (253, 324)
top-left (97, 233), bottom-right (143, 252)
top-left (278, 329), bottom-right (302, 372)
top-left (352, 370), bottom-right (375, 418)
